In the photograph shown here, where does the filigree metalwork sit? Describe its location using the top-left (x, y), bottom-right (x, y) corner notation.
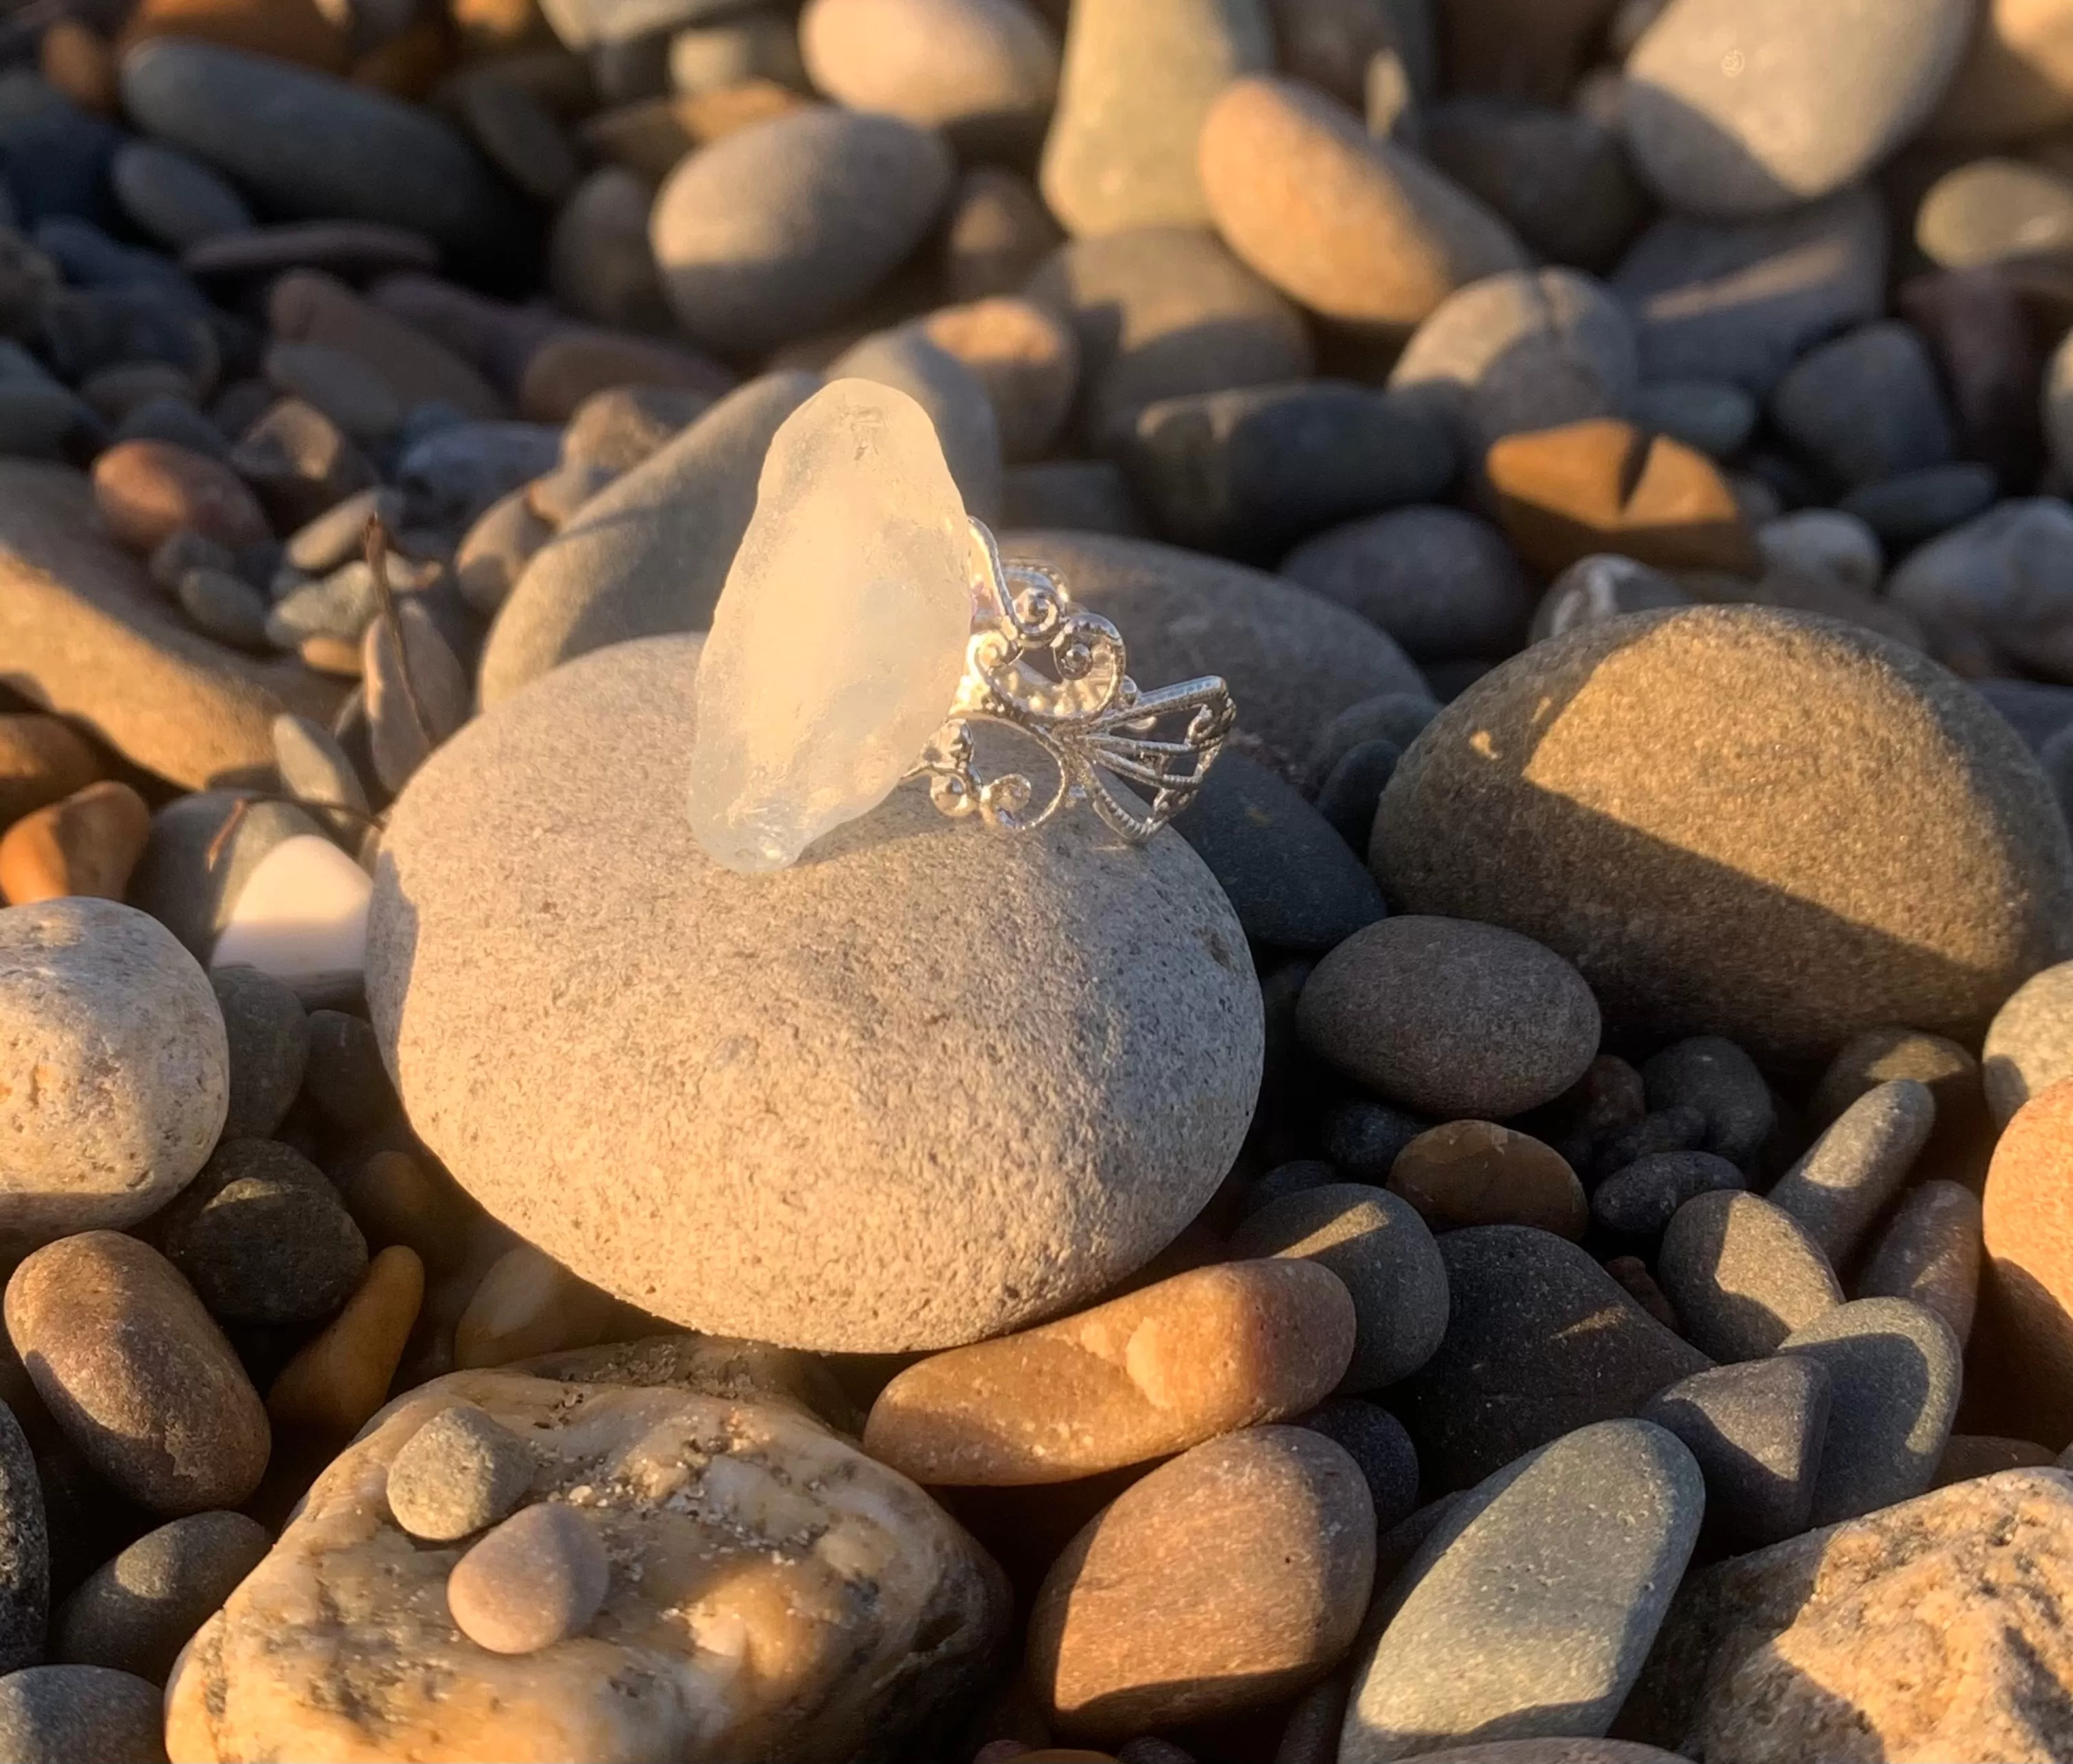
top-left (908, 520), bottom-right (1236, 841)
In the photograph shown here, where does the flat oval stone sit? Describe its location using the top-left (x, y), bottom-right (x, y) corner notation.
top-left (372, 635), bottom-right (1262, 1353)
top-left (1372, 606), bottom-right (2073, 1064)
top-left (1860, 1179), bottom-right (1982, 1346)
top-left (166, 1366), bottom-right (1008, 1762)
top-left (0, 898), bottom-right (227, 1244)
top-left (1343, 1418), bottom-right (1704, 1764)
top-left (1393, 1227), bottom-right (1712, 1490)
top-left (0, 1665), bottom-right (165, 1764)
top-left (1767, 1079), bottom-right (1935, 1266)
top-left (1228, 1184), bottom-right (1448, 1392)
top-left (1592, 1150), bottom-right (1747, 1240)
top-left (1028, 1426), bottom-right (1373, 1742)
top-left (1778, 1296), bottom-right (1962, 1527)
top-left (801, 0), bottom-right (1058, 153)
top-left (862, 1260), bottom-right (1354, 1483)
top-left (1297, 916), bottom-right (1601, 1118)
top-left (55, 1510), bottom-right (269, 1684)
top-left (446, 1501), bottom-right (609, 1655)
top-left (5, 1231), bottom-right (269, 1514)
top-left (1389, 1121), bottom-right (1588, 1240)
top-left (1199, 75), bottom-right (1524, 340)
top-left (651, 106), bottom-right (952, 354)
top-left (1658, 1191), bottom-right (1843, 1363)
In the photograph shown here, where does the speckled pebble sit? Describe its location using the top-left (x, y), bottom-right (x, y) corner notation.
top-left (387, 1404), bottom-right (536, 1543)
top-left (1767, 1079), bottom-right (1935, 1267)
top-left (1592, 1150), bottom-right (1748, 1241)
top-left (446, 1500), bottom-right (609, 1655)
top-left (1640, 1357), bottom-right (1830, 1546)
top-left (56, 1511), bottom-right (270, 1685)
top-left (158, 1137), bottom-right (368, 1325)
top-left (1658, 1190), bottom-right (1843, 1363)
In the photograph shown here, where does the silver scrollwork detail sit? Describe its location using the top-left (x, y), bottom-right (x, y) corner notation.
top-left (908, 520), bottom-right (1237, 841)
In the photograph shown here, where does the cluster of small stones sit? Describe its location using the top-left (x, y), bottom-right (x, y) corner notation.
top-left (10, 0), bottom-right (2073, 1761)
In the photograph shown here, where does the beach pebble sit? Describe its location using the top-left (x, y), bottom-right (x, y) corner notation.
top-left (0, 898), bottom-right (227, 1242)
top-left (1779, 1296), bottom-right (1962, 1526)
top-left (0, 716), bottom-right (101, 831)
top-left (1392, 1227), bottom-right (1710, 1490)
top-left (651, 106), bottom-right (951, 354)
top-left (1170, 753), bottom-right (1386, 952)
top-left (158, 1137), bottom-right (368, 1324)
top-left (1983, 1079), bottom-right (2073, 1438)
top-left (1629, 378), bottom-right (1758, 457)
top-left (862, 1260), bottom-right (1353, 1483)
top-left (1387, 267), bottom-right (1638, 469)
top-left (1531, 553), bottom-right (1691, 642)
top-left (270, 712), bottom-right (370, 844)
top-left (0, 1407), bottom-right (43, 1676)
top-left (1917, 157), bottom-right (2073, 270)
top-left (55, 1511), bottom-right (269, 1684)
top-left (266, 1245), bottom-right (425, 1438)
top-left (1769, 322), bottom-right (1955, 490)
top-left (800, 0), bottom-right (1058, 152)
top-left (1296, 917), bottom-right (1600, 1119)
top-left (264, 341), bottom-right (402, 444)
top-left (1389, 1122), bottom-right (1588, 1240)
top-left (1889, 499), bottom-right (2073, 683)
top-left (1642, 1036), bottom-right (1773, 1168)
top-left (1124, 380), bottom-right (1452, 557)
top-left (945, 165), bottom-right (1060, 300)
top-left (919, 295), bottom-right (1078, 465)
top-left (1658, 1192), bottom-right (1843, 1362)
top-left (1229, 1185), bottom-right (1448, 1392)
top-left (91, 439), bottom-right (268, 554)
top-left (446, 1501), bottom-right (609, 1655)
top-left (1028, 1427), bottom-right (1372, 1741)
top-left (1621, 0), bottom-right (1974, 218)
top-left (206, 833), bottom-right (372, 986)
top-left (1641, 1357), bottom-right (1830, 1546)
top-left (1422, 98), bottom-right (1647, 270)
top-left (1592, 1150), bottom-right (1748, 1241)
top-left (1839, 463), bottom-right (1998, 551)
top-left (454, 1244), bottom-right (618, 1368)
top-left (0, 781), bottom-right (149, 905)
top-left (385, 1404), bottom-right (535, 1542)
top-left (1983, 958), bottom-right (2073, 1125)
top-left (5, 1232), bottom-right (269, 1513)
top-left (1611, 189), bottom-right (1887, 393)
top-left (1757, 505), bottom-right (1885, 592)
top-left (228, 398), bottom-right (375, 532)
top-left (1038, 0), bottom-right (1271, 237)
top-left (1858, 1179), bottom-right (1983, 1346)
top-left (1296, 1397), bottom-right (1420, 1529)
top-left (167, 1366), bottom-right (1005, 1761)
top-left (363, 599), bottom-right (469, 796)
top-left (109, 140), bottom-right (251, 251)
top-left (1342, 1420), bottom-right (1704, 1764)
top-left (0, 1664), bottom-right (166, 1764)
top-left (1283, 507), bottom-right (1532, 664)
top-left (1629, 1469), bottom-right (2073, 1763)
top-left (1198, 75), bottom-right (1524, 341)
top-left (1023, 228), bottom-right (1311, 449)
top-left (1767, 1079), bottom-right (1935, 1267)
top-left (1372, 605), bottom-right (2073, 1063)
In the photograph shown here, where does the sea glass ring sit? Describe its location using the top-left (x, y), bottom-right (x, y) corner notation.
top-left (686, 378), bottom-right (1236, 875)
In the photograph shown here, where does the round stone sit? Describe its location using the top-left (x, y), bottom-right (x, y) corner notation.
top-left (0, 1665), bottom-right (165, 1764)
top-left (446, 1501), bottom-right (609, 1656)
top-left (1983, 1080), bottom-right (2073, 1438)
top-left (799, 0), bottom-right (1058, 153)
top-left (1296, 916), bottom-right (1601, 1119)
top-left (1371, 605), bottom-right (2073, 1065)
top-left (90, 437), bottom-right (270, 554)
top-left (1622, 0), bottom-right (1975, 219)
top-left (649, 106), bottom-right (953, 355)
top-left (157, 1137), bottom-right (369, 1325)
top-left (369, 636), bottom-right (1261, 1353)
top-left (1281, 505), bottom-right (1534, 664)
top-left (1657, 1191), bottom-right (1843, 1364)
top-left (5, 1231), bottom-right (270, 1514)
top-left (55, 1510), bottom-right (270, 1685)
top-left (1296, 1397), bottom-right (1421, 1530)
top-left (1984, 958), bottom-right (2073, 1126)
top-left (1388, 1122), bottom-right (1589, 1240)
top-left (1198, 74), bottom-right (1525, 339)
top-left (0, 898), bottom-right (228, 1245)
top-left (385, 1403), bottom-right (536, 1541)
top-left (1228, 1183), bottom-right (1449, 1391)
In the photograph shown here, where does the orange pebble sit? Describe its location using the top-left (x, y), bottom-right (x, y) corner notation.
top-left (268, 1245), bottom-right (424, 1438)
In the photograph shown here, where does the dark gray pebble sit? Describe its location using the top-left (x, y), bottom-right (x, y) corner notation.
top-left (1640, 1357), bottom-right (1830, 1545)
top-left (1322, 1100), bottom-right (1430, 1184)
top-left (1529, 551), bottom-right (1689, 644)
top-left (158, 1138), bottom-right (368, 1324)
top-left (0, 1663), bottom-right (166, 1764)
top-left (1767, 1078), bottom-right (1933, 1267)
top-left (1392, 1225), bottom-right (1711, 1490)
top-left (1838, 461), bottom-right (1998, 548)
top-left (1657, 1190), bottom-right (1843, 1362)
top-left (1642, 1036), bottom-right (1773, 1168)
top-left (1313, 738), bottom-right (1401, 853)
top-left (1593, 1104), bottom-right (1708, 1181)
top-left (1244, 1159), bottom-right (1337, 1214)
top-left (0, 1405), bottom-right (45, 1675)
top-left (1779, 1296), bottom-right (1962, 1526)
top-left (1295, 1398), bottom-right (1420, 1532)
top-left (1283, 505), bottom-right (1529, 665)
top-left (1592, 1150), bottom-right (1749, 1240)
top-left (55, 1511), bottom-right (269, 1685)
top-left (302, 1009), bottom-right (401, 1136)
top-left (1172, 753), bottom-right (1387, 953)
top-left (1518, 1053), bottom-right (1647, 1176)
top-left (1301, 691), bottom-right (1440, 795)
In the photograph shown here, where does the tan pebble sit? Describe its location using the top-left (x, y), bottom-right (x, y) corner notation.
top-left (446, 1501), bottom-right (609, 1654)
top-left (1984, 1079), bottom-right (2073, 1437)
top-left (0, 715), bottom-right (101, 830)
top-left (387, 1402), bottom-right (535, 1541)
top-left (40, 18), bottom-right (117, 111)
top-left (516, 331), bottom-right (729, 425)
top-left (863, 1259), bottom-right (1356, 1485)
top-left (1389, 1120), bottom-right (1588, 1238)
top-left (576, 84), bottom-right (809, 180)
top-left (5, 1231), bottom-right (269, 1513)
top-left (454, 1242), bottom-right (618, 1370)
top-left (336, 1148), bottom-right (481, 1274)
top-left (268, 1244), bottom-right (424, 1437)
top-left (268, 271), bottom-right (502, 419)
top-left (298, 631), bottom-right (362, 677)
top-left (1028, 1426), bottom-right (1374, 1741)
top-left (1488, 418), bottom-right (1760, 576)
top-left (0, 781), bottom-right (151, 904)
top-left (91, 439), bottom-right (271, 555)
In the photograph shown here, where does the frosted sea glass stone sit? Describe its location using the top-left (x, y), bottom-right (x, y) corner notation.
top-left (688, 377), bottom-right (974, 873)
